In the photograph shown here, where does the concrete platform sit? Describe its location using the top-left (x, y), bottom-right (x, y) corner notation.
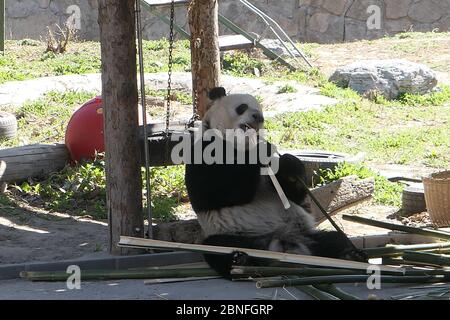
top-left (0, 277), bottom-right (420, 300)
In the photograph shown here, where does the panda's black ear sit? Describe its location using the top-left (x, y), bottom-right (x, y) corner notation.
top-left (209, 87), bottom-right (226, 101)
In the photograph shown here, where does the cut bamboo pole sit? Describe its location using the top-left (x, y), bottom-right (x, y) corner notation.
top-left (230, 266), bottom-right (402, 277)
top-left (313, 284), bottom-right (360, 300)
top-left (118, 236), bottom-right (404, 274)
top-left (231, 266), bottom-right (360, 277)
top-left (403, 251), bottom-right (450, 267)
top-left (342, 215), bottom-right (450, 240)
top-left (20, 268), bottom-right (218, 282)
top-left (364, 242), bottom-right (450, 258)
top-left (256, 275), bottom-right (445, 289)
top-left (405, 268), bottom-right (450, 276)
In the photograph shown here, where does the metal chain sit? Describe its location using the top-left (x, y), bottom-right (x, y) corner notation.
top-left (165, 0), bottom-right (175, 162)
top-left (187, 88), bottom-right (200, 128)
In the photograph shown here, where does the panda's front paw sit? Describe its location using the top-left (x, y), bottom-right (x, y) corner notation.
top-left (231, 251), bottom-right (250, 266)
top-left (278, 154), bottom-right (307, 181)
top-left (339, 248), bottom-right (368, 262)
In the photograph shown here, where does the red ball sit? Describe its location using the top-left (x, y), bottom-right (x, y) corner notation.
top-left (65, 96), bottom-right (104, 163)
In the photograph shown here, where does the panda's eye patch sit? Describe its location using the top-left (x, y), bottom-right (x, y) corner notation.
top-left (236, 104), bottom-right (249, 115)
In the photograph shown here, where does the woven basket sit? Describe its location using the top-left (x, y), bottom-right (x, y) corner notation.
top-left (423, 171), bottom-right (450, 227)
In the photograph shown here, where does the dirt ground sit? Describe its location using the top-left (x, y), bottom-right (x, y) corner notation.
top-left (0, 200), bottom-right (107, 264)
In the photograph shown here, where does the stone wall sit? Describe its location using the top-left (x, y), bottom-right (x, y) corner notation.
top-left (5, 0), bottom-right (450, 43)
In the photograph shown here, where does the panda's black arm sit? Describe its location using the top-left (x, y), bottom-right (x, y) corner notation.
top-left (185, 162), bottom-right (261, 212)
top-left (275, 153), bottom-right (309, 206)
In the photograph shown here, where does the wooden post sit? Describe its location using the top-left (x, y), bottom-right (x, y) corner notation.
top-left (188, 0), bottom-right (221, 118)
top-left (98, 0), bottom-right (144, 255)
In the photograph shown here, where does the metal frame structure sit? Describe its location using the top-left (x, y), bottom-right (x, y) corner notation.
top-left (140, 0), bottom-right (313, 70)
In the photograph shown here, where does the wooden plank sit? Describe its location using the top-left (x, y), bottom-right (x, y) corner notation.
top-left (119, 236), bottom-right (405, 273)
top-left (219, 34), bottom-right (254, 51)
top-left (0, 144), bottom-right (69, 183)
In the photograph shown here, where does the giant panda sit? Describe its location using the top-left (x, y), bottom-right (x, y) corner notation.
top-left (185, 87), bottom-right (360, 277)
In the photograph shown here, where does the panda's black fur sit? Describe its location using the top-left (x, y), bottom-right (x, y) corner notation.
top-left (185, 87), bottom-right (357, 278)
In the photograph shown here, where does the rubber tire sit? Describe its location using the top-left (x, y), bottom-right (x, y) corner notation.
top-left (402, 185), bottom-right (426, 216)
top-left (280, 149), bottom-right (365, 186)
top-left (0, 112), bottom-right (17, 140)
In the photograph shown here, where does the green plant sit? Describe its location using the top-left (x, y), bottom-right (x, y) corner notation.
top-left (277, 84), bottom-right (297, 94)
top-left (397, 85), bottom-right (450, 106)
top-left (222, 51), bottom-right (265, 76)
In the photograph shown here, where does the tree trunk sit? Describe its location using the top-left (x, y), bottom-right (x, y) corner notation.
top-left (98, 0), bottom-right (144, 255)
top-left (188, 0), bottom-right (221, 118)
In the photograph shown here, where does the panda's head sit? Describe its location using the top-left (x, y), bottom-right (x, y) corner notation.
top-left (202, 87), bottom-right (264, 133)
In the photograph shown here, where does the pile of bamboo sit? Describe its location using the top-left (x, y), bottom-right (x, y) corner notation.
top-left (20, 215), bottom-right (450, 300)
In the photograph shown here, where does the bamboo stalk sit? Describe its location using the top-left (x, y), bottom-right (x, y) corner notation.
top-left (20, 268), bottom-right (218, 282)
top-left (230, 265), bottom-right (404, 277)
top-left (364, 242), bottom-right (450, 258)
top-left (403, 251), bottom-right (450, 267)
top-left (342, 215), bottom-right (450, 240)
top-left (313, 284), bottom-right (360, 300)
top-left (405, 268), bottom-right (450, 276)
top-left (118, 236), bottom-right (404, 274)
top-left (256, 275), bottom-right (444, 289)
top-left (295, 285), bottom-right (339, 300)
top-left (231, 266), bottom-right (360, 277)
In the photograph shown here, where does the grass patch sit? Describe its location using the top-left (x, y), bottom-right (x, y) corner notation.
top-left (0, 90), bottom-right (97, 148)
top-left (222, 51), bottom-right (266, 76)
top-left (145, 87), bottom-right (193, 105)
top-left (0, 39), bottom-right (192, 84)
top-left (266, 85), bottom-right (450, 168)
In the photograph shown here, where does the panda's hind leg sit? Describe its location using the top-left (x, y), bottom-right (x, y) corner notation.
top-left (306, 231), bottom-right (363, 261)
top-left (202, 234), bottom-right (272, 278)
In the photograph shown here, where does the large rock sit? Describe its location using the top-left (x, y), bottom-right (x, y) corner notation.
top-left (329, 60), bottom-right (438, 100)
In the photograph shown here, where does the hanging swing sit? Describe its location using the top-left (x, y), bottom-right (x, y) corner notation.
top-left (137, 0), bottom-right (199, 169)
top-left (136, 0), bottom-right (199, 238)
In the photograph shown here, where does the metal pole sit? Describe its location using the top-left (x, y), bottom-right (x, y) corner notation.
top-left (135, 0), bottom-right (153, 238)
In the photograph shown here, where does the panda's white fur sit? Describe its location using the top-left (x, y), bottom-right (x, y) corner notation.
top-left (196, 174), bottom-right (314, 255)
top-left (196, 180), bottom-right (314, 236)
